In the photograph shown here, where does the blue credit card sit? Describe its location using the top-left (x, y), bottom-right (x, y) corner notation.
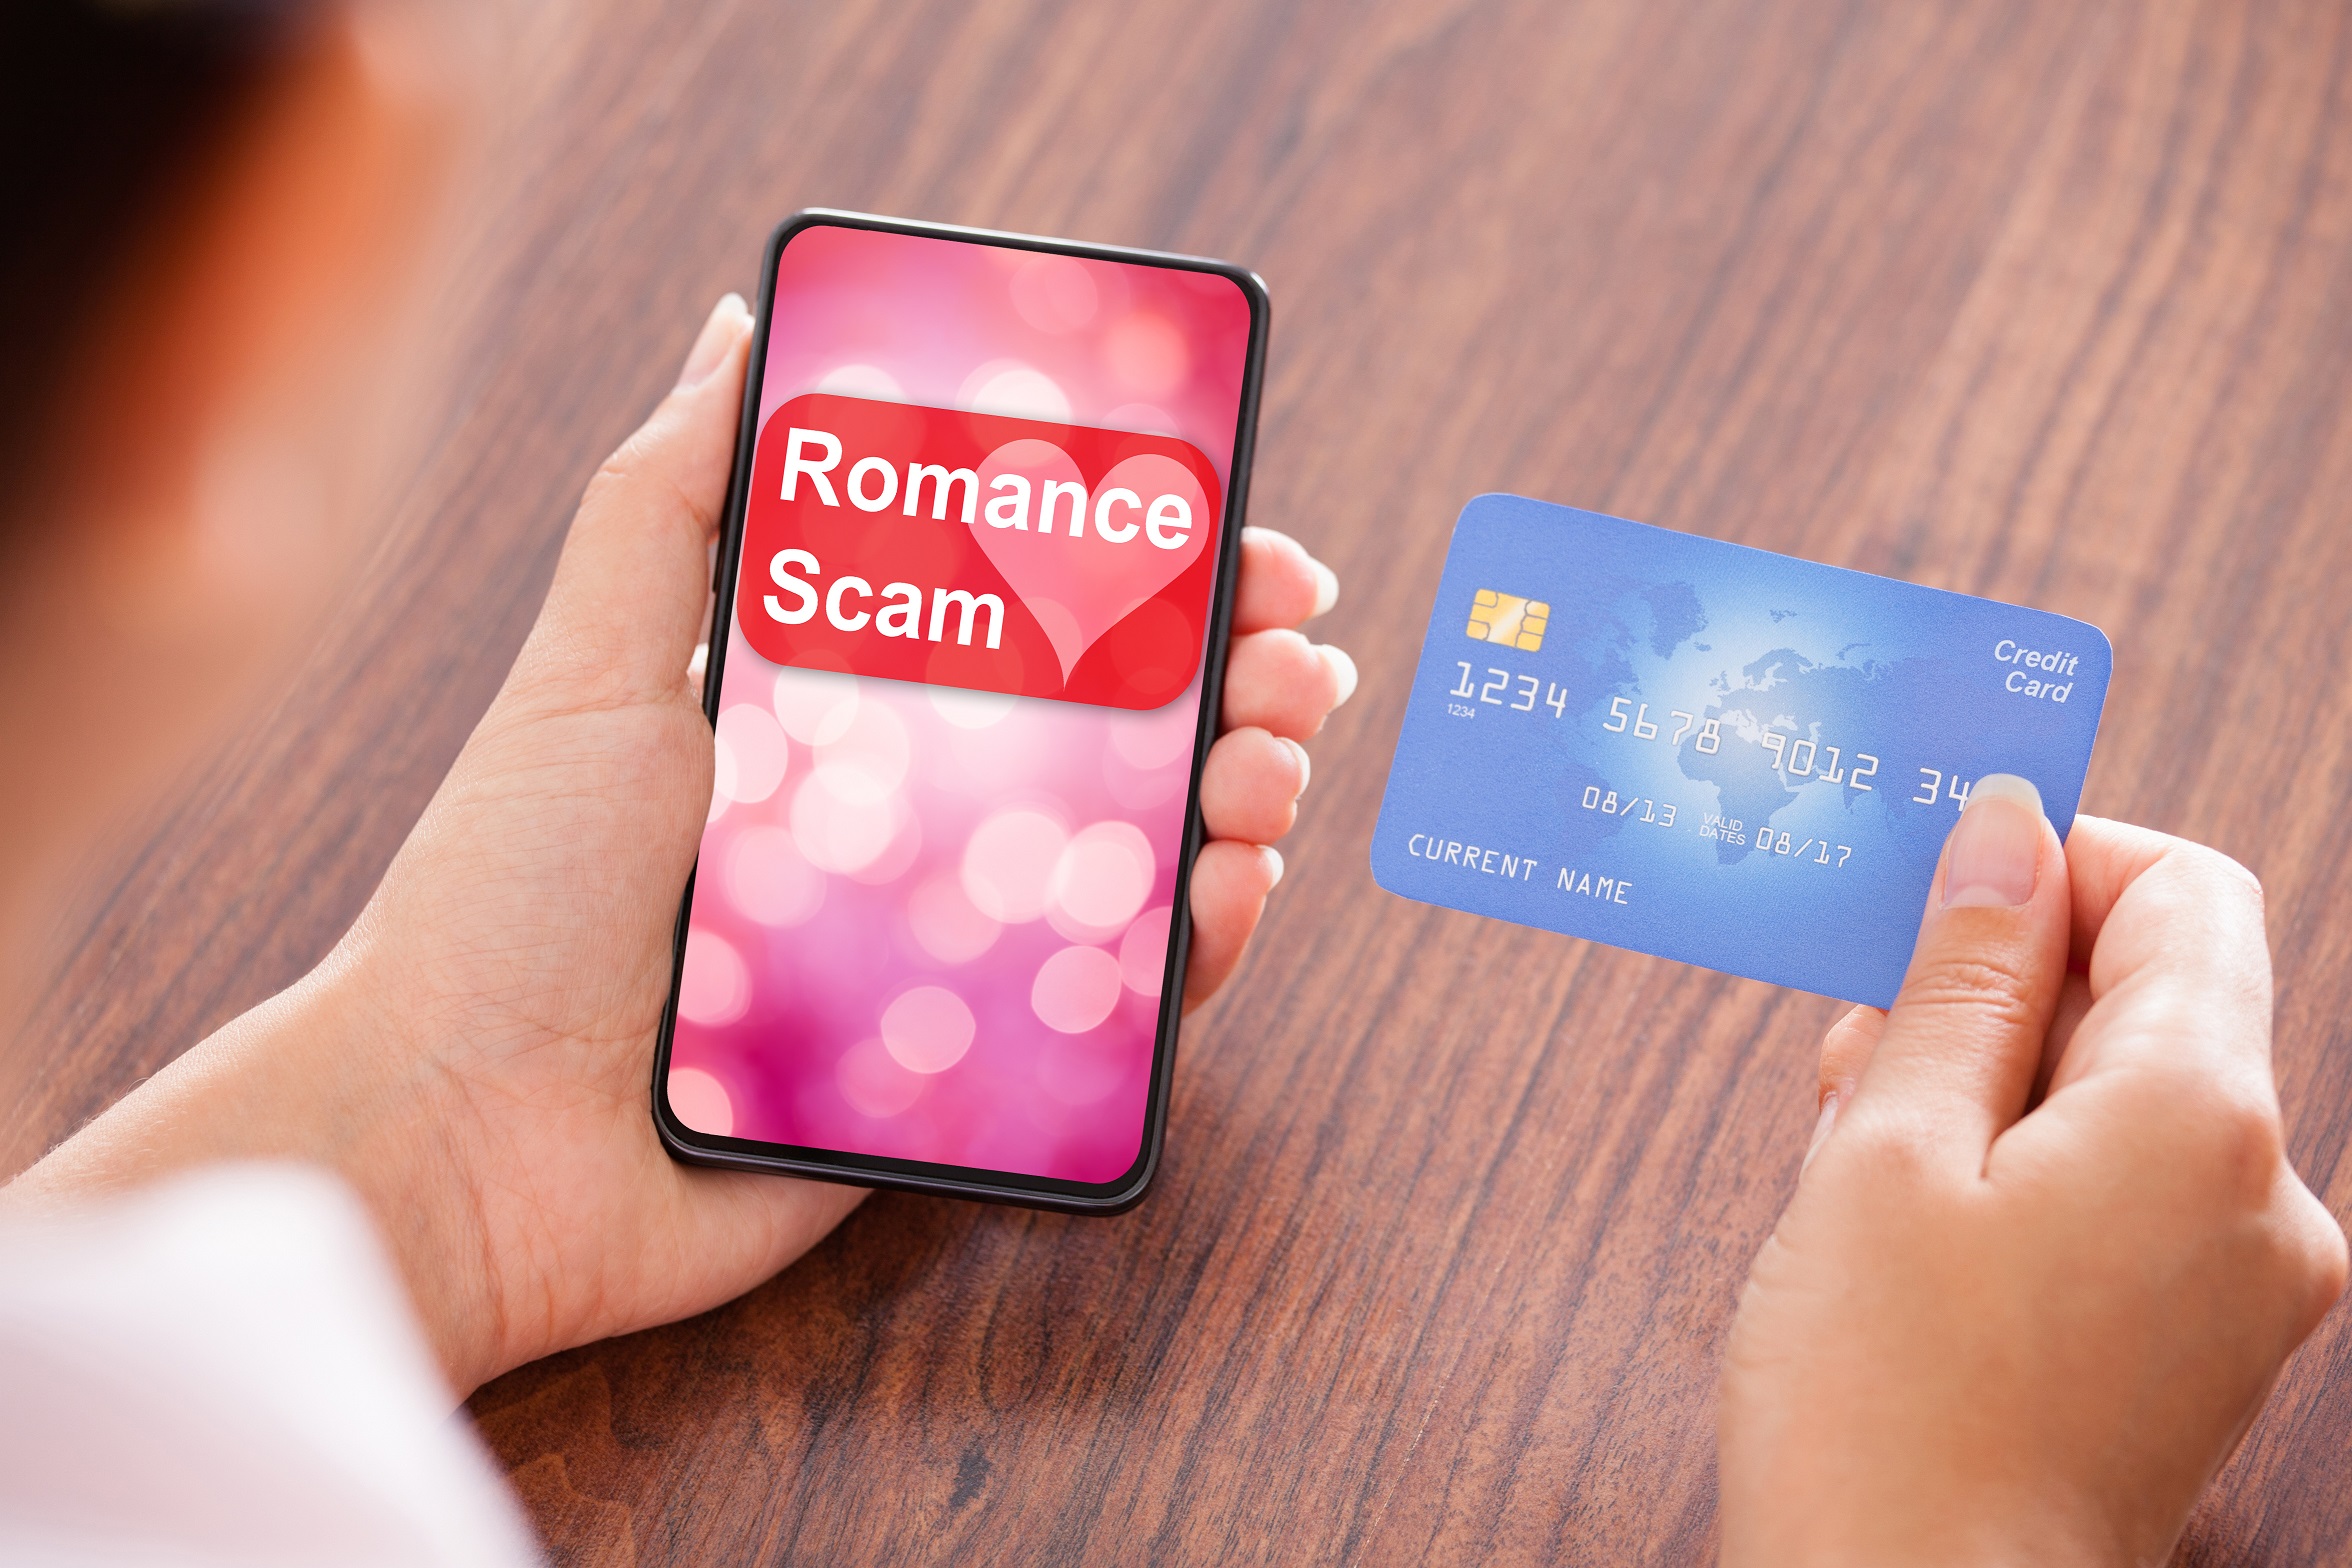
top-left (1370, 495), bottom-right (2112, 1007)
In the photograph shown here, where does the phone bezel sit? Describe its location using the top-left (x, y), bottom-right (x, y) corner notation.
top-left (651, 209), bottom-right (1270, 1215)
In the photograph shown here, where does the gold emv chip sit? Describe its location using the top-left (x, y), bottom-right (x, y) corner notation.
top-left (1466, 589), bottom-right (1549, 651)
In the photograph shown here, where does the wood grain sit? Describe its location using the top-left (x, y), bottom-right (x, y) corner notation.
top-left (12, 0), bottom-right (2352, 1561)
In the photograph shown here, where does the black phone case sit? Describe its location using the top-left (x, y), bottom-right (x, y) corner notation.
top-left (652, 209), bottom-right (1270, 1214)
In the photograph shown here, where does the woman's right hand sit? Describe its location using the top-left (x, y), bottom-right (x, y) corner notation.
top-left (1719, 782), bottom-right (2347, 1565)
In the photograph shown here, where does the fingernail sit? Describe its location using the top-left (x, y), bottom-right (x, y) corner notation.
top-left (1280, 736), bottom-right (1311, 795)
top-left (676, 293), bottom-right (749, 390)
top-left (1310, 559), bottom-right (1340, 617)
top-left (1942, 773), bottom-right (2044, 909)
top-left (1802, 1092), bottom-right (1840, 1172)
top-left (1259, 845), bottom-right (1286, 888)
top-left (1318, 644), bottom-right (1358, 707)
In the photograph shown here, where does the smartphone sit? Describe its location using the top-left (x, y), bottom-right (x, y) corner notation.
top-left (652, 211), bottom-right (1269, 1213)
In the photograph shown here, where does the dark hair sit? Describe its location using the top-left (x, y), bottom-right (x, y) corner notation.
top-left (0, 1), bottom-right (309, 493)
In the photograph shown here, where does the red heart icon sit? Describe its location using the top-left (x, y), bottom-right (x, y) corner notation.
top-left (971, 442), bottom-right (1211, 681)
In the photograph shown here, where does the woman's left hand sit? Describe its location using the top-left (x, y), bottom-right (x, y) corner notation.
top-left (8, 294), bottom-right (1352, 1394)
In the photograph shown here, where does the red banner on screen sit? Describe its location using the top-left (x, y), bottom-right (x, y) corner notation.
top-left (734, 393), bottom-right (1223, 709)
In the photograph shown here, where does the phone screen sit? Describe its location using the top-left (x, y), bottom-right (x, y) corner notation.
top-left (657, 216), bottom-right (1263, 1202)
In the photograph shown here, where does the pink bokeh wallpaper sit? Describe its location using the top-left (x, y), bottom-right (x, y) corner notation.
top-left (667, 222), bottom-right (1253, 1184)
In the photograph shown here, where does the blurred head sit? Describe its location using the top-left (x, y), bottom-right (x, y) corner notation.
top-left (0, 0), bottom-right (471, 1024)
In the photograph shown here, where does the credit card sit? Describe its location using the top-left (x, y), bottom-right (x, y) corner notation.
top-left (1370, 495), bottom-right (2112, 1007)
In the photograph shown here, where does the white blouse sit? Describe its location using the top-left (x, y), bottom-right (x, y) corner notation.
top-left (0, 1165), bottom-right (538, 1567)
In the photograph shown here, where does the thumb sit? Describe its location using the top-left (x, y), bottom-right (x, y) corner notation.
top-left (1834, 774), bottom-right (2072, 1171)
top-left (506, 293), bottom-right (754, 713)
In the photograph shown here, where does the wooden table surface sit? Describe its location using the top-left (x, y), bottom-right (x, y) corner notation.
top-left (13, 1), bottom-right (2352, 1561)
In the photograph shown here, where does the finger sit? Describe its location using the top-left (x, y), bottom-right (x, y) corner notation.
top-left (1222, 628), bottom-right (1357, 739)
top-left (2058, 814), bottom-right (2184, 964)
top-left (1182, 839), bottom-right (1283, 1012)
top-left (2034, 970), bottom-right (2094, 1101)
top-left (508, 294), bottom-right (754, 712)
top-left (2043, 824), bottom-right (2272, 1098)
top-left (1817, 1005), bottom-right (1886, 1105)
top-left (1802, 1005), bottom-right (1885, 1172)
top-left (2282, 1178), bottom-right (2352, 1337)
top-left (1199, 726), bottom-right (1310, 844)
top-left (1232, 527), bottom-right (1339, 632)
top-left (1840, 775), bottom-right (2072, 1169)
